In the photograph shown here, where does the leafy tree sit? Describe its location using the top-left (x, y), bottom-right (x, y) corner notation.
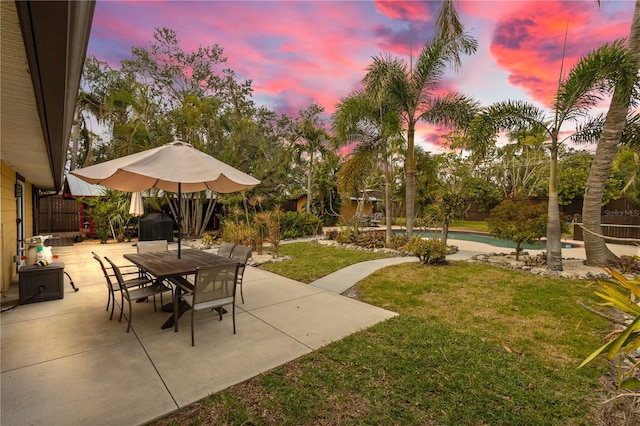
top-left (558, 148), bottom-right (622, 206)
top-left (487, 199), bottom-right (547, 260)
top-left (413, 147), bottom-right (440, 218)
top-left (77, 28), bottom-right (297, 238)
top-left (499, 125), bottom-right (549, 199)
top-left (616, 147), bottom-right (640, 205)
top-left (121, 27), bottom-right (226, 109)
top-left (469, 40), bottom-right (638, 271)
top-left (293, 104), bottom-right (331, 214)
top-left (431, 154), bottom-right (494, 243)
top-left (310, 150), bottom-right (341, 226)
top-left (81, 189), bottom-right (135, 243)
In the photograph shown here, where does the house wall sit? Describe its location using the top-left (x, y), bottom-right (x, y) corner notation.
top-left (340, 201), bottom-right (373, 222)
top-left (296, 196), bottom-right (306, 212)
top-left (1, 161), bottom-right (34, 293)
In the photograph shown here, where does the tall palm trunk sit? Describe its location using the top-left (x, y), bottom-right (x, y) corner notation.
top-left (583, 0), bottom-right (640, 266)
top-left (547, 142), bottom-right (563, 271)
top-left (384, 158), bottom-right (393, 245)
top-left (306, 151), bottom-right (314, 213)
top-left (406, 123), bottom-right (416, 235)
top-left (70, 109), bottom-right (81, 171)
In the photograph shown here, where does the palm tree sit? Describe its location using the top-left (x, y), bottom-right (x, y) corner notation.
top-left (362, 32), bottom-right (477, 236)
top-left (333, 88), bottom-right (403, 244)
top-left (294, 104), bottom-right (330, 214)
top-left (582, 0), bottom-right (640, 266)
top-left (469, 41), bottom-right (638, 271)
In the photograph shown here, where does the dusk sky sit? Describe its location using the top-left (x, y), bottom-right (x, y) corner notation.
top-left (87, 0), bottom-right (636, 152)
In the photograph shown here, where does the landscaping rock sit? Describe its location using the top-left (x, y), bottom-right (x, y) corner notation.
top-left (470, 252), bottom-right (611, 280)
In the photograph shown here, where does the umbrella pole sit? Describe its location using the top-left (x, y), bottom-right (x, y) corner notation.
top-left (178, 183), bottom-right (182, 258)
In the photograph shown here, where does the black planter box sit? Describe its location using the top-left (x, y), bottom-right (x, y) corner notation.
top-left (19, 263), bottom-right (65, 304)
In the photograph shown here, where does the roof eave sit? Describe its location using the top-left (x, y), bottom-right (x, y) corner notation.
top-left (15, 1), bottom-right (95, 191)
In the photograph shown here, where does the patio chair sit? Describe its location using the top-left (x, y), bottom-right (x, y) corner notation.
top-left (136, 239), bottom-right (169, 253)
top-left (357, 213), bottom-right (372, 227)
top-left (179, 263), bottom-right (240, 346)
top-left (230, 244), bottom-right (252, 304)
top-left (104, 256), bottom-right (172, 333)
top-left (92, 252), bottom-right (153, 320)
top-left (136, 239), bottom-right (169, 280)
top-left (371, 212), bottom-right (383, 227)
top-left (217, 241), bottom-right (236, 258)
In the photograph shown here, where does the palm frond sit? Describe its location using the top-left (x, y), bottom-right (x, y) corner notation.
top-left (433, 0), bottom-right (478, 72)
top-left (466, 101), bottom-right (550, 159)
top-left (362, 54), bottom-right (407, 97)
top-left (471, 100), bottom-right (550, 136)
top-left (556, 39), bottom-right (638, 123)
top-left (420, 92), bottom-right (480, 130)
top-left (337, 151), bottom-right (376, 197)
top-left (570, 115), bottom-right (605, 145)
top-left (571, 113), bottom-right (640, 147)
top-left (412, 38), bottom-right (449, 96)
top-left (622, 113), bottom-right (640, 149)
top-left (333, 90), bottom-right (375, 142)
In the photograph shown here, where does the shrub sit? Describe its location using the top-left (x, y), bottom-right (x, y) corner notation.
top-left (404, 237), bottom-right (449, 264)
top-left (336, 229), bottom-right (355, 244)
top-left (607, 255), bottom-right (640, 274)
top-left (353, 231), bottom-right (386, 249)
top-left (279, 212), bottom-right (323, 239)
top-left (487, 199), bottom-right (547, 260)
top-left (221, 220), bottom-right (256, 246)
top-left (580, 267), bottom-right (640, 394)
top-left (324, 228), bottom-right (340, 241)
top-left (388, 233), bottom-right (410, 250)
top-left (201, 234), bottom-right (214, 246)
top-left (254, 212), bottom-right (270, 255)
top-left (81, 196), bottom-right (115, 243)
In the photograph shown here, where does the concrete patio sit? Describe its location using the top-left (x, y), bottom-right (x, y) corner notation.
top-left (0, 242), bottom-right (397, 425)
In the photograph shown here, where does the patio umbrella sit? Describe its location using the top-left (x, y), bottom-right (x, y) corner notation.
top-left (129, 191), bottom-right (144, 217)
top-left (71, 140), bottom-right (260, 257)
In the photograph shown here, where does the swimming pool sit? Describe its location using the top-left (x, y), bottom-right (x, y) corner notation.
top-left (393, 230), bottom-right (579, 250)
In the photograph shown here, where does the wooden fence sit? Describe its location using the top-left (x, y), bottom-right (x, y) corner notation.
top-left (38, 196), bottom-right (79, 233)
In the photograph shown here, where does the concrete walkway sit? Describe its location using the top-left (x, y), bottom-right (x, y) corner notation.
top-left (310, 257), bottom-right (419, 294)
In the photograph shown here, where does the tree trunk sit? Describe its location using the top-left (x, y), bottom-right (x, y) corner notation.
top-left (384, 158), bottom-right (393, 246)
top-left (583, 0), bottom-right (640, 266)
top-left (70, 109), bottom-right (81, 171)
top-left (306, 152), bottom-right (314, 213)
top-left (547, 142), bottom-right (563, 271)
top-left (406, 124), bottom-right (416, 235)
top-left (441, 221), bottom-right (449, 244)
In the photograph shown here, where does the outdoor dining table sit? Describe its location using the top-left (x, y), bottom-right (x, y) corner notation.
top-left (123, 249), bottom-right (238, 329)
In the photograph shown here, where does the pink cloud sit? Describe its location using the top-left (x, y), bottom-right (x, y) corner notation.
top-left (87, 0), bottom-right (636, 157)
top-left (458, 0), bottom-right (529, 20)
top-left (489, 0), bottom-right (634, 107)
top-left (374, 0), bottom-right (433, 22)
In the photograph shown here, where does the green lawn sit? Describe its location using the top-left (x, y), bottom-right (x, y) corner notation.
top-left (154, 243), bottom-right (609, 425)
top-left (260, 242), bottom-right (391, 283)
top-left (450, 220), bottom-right (489, 232)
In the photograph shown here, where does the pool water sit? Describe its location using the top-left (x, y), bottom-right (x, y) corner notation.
top-left (395, 230), bottom-right (579, 250)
